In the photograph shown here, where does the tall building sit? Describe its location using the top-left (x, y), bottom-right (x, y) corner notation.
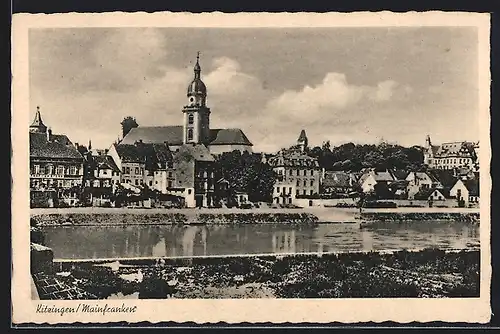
top-left (119, 54), bottom-right (253, 155)
top-left (29, 107), bottom-right (84, 207)
top-left (267, 131), bottom-right (321, 205)
top-left (424, 135), bottom-right (478, 171)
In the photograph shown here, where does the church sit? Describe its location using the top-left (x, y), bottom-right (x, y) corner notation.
top-left (120, 54), bottom-right (254, 155)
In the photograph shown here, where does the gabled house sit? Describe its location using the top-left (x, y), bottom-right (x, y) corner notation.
top-left (450, 178), bottom-right (480, 206)
top-left (172, 143), bottom-right (216, 208)
top-left (406, 171), bottom-right (442, 200)
top-left (413, 187), bottom-right (451, 202)
top-left (322, 171), bottom-right (357, 195)
top-left (358, 169), bottom-right (395, 193)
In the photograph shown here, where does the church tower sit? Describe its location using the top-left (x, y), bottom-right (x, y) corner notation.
top-left (182, 52), bottom-right (211, 145)
top-left (30, 106), bottom-right (48, 133)
top-left (297, 129), bottom-right (308, 152)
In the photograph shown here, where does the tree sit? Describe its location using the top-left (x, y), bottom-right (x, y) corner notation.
top-left (214, 151), bottom-right (276, 203)
top-left (121, 116), bottom-right (139, 138)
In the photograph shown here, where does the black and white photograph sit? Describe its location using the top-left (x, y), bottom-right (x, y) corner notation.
top-left (12, 11), bottom-right (491, 324)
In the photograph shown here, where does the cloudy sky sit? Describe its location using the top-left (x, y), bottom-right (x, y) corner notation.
top-left (29, 27), bottom-right (479, 152)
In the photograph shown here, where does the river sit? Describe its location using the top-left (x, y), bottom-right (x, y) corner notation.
top-left (40, 221), bottom-right (479, 260)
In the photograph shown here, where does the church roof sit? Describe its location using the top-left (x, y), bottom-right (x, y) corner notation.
top-left (121, 126), bottom-right (184, 146)
top-left (121, 126), bottom-right (253, 147)
top-left (30, 132), bottom-right (83, 160)
top-left (209, 128), bottom-right (253, 146)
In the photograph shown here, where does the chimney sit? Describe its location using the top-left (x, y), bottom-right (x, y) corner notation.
top-left (46, 128), bottom-right (52, 141)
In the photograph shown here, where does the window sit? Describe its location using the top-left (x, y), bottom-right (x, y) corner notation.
top-left (168, 171), bottom-right (173, 178)
top-left (149, 181), bottom-right (153, 186)
top-left (277, 186), bottom-right (281, 193)
top-left (296, 169), bottom-right (299, 176)
top-left (303, 169), bottom-right (307, 176)
top-left (310, 180), bottom-right (314, 187)
top-left (303, 180), bottom-right (307, 187)
top-left (188, 189), bottom-right (192, 194)
top-left (288, 187), bottom-right (292, 194)
top-left (135, 167), bottom-right (139, 174)
top-left (93, 180), bottom-right (100, 187)
top-left (187, 128), bottom-right (193, 141)
top-left (296, 179), bottom-right (299, 186)
top-left (302, 190), bottom-right (306, 195)
top-left (46, 165), bottom-right (53, 175)
top-left (168, 180), bottom-right (172, 187)
top-left (289, 169), bottom-right (292, 175)
top-left (188, 114), bottom-right (194, 125)
top-left (34, 165), bottom-right (40, 174)
top-left (296, 189), bottom-right (299, 196)
top-left (310, 190), bottom-right (313, 196)
top-left (310, 170), bottom-right (314, 176)
top-left (135, 179), bottom-right (139, 185)
top-left (70, 166), bottom-right (77, 175)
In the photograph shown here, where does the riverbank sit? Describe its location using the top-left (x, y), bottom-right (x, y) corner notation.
top-left (30, 207), bottom-right (480, 226)
top-left (34, 248), bottom-right (479, 299)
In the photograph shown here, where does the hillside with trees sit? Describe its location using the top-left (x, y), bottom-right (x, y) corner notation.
top-left (307, 141), bottom-right (425, 172)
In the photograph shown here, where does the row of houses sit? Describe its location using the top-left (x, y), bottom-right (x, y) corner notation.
top-left (268, 131), bottom-right (480, 208)
top-left (29, 106), bottom-right (480, 209)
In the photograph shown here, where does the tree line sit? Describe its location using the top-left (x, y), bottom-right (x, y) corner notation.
top-left (306, 141), bottom-right (425, 172)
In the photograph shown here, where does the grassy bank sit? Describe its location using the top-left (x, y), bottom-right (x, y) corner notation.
top-left (43, 249), bottom-right (479, 299)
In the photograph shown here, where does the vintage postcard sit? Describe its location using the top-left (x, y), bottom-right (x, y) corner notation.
top-left (11, 11), bottom-right (491, 325)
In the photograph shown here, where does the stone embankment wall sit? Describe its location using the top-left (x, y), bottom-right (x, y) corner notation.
top-left (31, 212), bottom-right (319, 226)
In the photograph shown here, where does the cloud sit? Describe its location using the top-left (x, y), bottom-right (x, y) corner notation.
top-left (204, 57), bottom-right (262, 97)
top-left (244, 73), bottom-right (415, 152)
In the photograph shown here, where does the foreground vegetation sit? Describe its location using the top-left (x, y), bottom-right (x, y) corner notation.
top-left (48, 249), bottom-right (479, 299)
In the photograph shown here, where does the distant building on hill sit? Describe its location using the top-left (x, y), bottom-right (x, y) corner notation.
top-left (423, 135), bottom-right (478, 171)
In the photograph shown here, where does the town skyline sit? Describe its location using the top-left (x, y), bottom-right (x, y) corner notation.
top-left (29, 27), bottom-right (480, 152)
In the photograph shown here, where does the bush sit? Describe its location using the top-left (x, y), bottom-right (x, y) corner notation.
top-left (363, 201), bottom-right (397, 208)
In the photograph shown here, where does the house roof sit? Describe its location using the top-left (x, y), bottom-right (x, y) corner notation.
top-left (267, 150), bottom-right (319, 168)
top-left (431, 141), bottom-right (476, 158)
top-left (173, 144), bottom-right (214, 163)
top-left (323, 172), bottom-right (353, 188)
top-left (428, 169), bottom-right (458, 188)
top-left (463, 179), bottom-right (479, 196)
top-left (373, 170), bottom-right (395, 182)
top-left (414, 187), bottom-right (450, 200)
top-left (30, 132), bottom-right (83, 160)
top-left (392, 169), bottom-right (409, 181)
top-left (115, 144), bottom-right (146, 163)
top-left (115, 142), bottom-right (174, 170)
top-left (93, 155), bottom-right (120, 172)
top-left (120, 125), bottom-right (253, 147)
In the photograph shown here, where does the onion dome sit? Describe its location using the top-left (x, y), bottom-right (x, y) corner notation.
top-left (187, 52), bottom-right (207, 97)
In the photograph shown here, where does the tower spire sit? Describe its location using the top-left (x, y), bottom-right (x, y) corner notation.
top-left (30, 105), bottom-right (48, 133)
top-left (194, 51), bottom-right (201, 79)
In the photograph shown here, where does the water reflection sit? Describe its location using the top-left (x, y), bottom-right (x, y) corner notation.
top-left (41, 221), bottom-right (480, 260)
